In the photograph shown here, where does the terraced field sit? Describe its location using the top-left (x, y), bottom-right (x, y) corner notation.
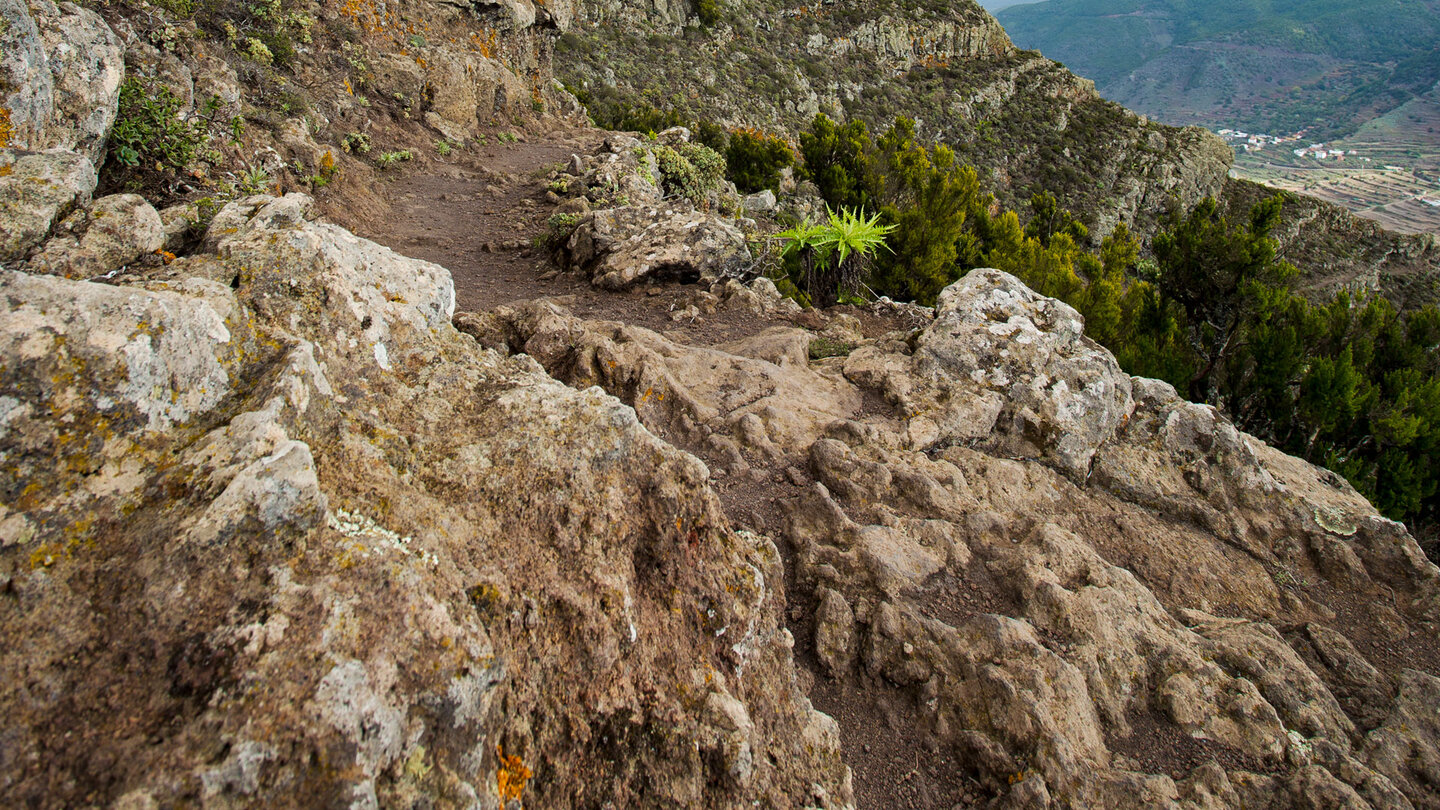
top-left (1234, 85), bottom-right (1440, 235)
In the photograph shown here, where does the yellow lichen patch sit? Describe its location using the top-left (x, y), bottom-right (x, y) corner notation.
top-left (403, 746), bottom-right (432, 781)
top-left (496, 745), bottom-right (531, 802)
top-left (0, 107), bottom-right (11, 148)
top-left (29, 542), bottom-right (65, 569)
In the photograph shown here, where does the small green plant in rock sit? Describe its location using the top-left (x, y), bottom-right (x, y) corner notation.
top-left (808, 335), bottom-right (855, 360)
top-left (108, 76), bottom-right (211, 188)
top-left (375, 150), bottom-right (413, 169)
top-left (228, 115), bottom-right (246, 144)
top-left (778, 207), bottom-right (895, 308)
top-left (237, 164), bottom-right (273, 194)
top-left (434, 140), bottom-right (455, 157)
top-left (537, 212), bottom-right (584, 250)
top-left (242, 37), bottom-right (274, 65)
top-left (341, 132), bottom-right (372, 154)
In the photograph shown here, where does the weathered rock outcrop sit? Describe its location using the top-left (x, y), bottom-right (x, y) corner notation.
top-left (0, 189), bottom-right (852, 808)
top-left (566, 204), bottom-right (749, 288)
top-left (550, 130), bottom-right (752, 288)
top-left (846, 269), bottom-right (1134, 478)
top-left (0, 148), bottom-right (97, 261)
top-left (0, 0), bottom-right (124, 166)
top-left (487, 269), bottom-right (1440, 808)
top-left (1222, 177), bottom-right (1440, 311)
top-left (24, 192), bottom-right (164, 278)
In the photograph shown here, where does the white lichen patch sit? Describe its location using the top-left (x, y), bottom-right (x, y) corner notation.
top-left (327, 508), bottom-right (438, 566)
top-left (1314, 506), bottom-right (1358, 537)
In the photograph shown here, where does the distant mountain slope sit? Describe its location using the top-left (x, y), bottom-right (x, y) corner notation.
top-left (997, 0), bottom-right (1440, 139)
top-left (557, 0), bottom-right (1233, 239)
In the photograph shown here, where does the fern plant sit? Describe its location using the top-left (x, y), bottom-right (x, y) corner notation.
top-left (779, 207), bottom-right (894, 307)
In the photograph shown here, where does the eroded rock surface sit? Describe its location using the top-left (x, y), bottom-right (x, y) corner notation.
top-left (24, 192), bottom-right (164, 278)
top-left (0, 188), bottom-right (852, 808)
top-left (554, 132), bottom-right (752, 289)
top-left (0, 0), bottom-right (124, 166)
top-left (488, 268), bottom-right (1440, 809)
top-left (566, 203), bottom-right (749, 289)
top-left (0, 148), bottom-right (97, 262)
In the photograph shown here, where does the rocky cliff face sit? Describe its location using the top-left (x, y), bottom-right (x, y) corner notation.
top-left (1222, 177), bottom-right (1440, 310)
top-left (556, 0), bottom-right (1233, 238)
top-left (556, 0), bottom-right (1440, 309)
top-left (1, 0), bottom-right (587, 222)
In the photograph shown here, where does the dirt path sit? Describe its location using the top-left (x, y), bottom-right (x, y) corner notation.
top-left (349, 129), bottom-right (985, 810)
top-left (347, 129), bottom-right (807, 345)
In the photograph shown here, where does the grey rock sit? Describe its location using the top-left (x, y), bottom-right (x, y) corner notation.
top-left (0, 148), bottom-right (97, 262)
top-left (566, 205), bottom-right (749, 289)
top-left (25, 193), bottom-right (164, 278)
top-left (0, 0), bottom-right (123, 165)
top-left (814, 587), bottom-right (856, 676)
top-left (886, 268), bottom-right (1135, 478)
top-left (742, 189), bottom-right (777, 213)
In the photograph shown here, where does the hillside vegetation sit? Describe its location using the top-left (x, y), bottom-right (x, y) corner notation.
top-left (998, 0), bottom-right (1440, 140)
top-left (774, 114), bottom-right (1440, 541)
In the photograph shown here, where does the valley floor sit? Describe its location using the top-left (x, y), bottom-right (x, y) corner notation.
top-left (1231, 85), bottom-right (1440, 236)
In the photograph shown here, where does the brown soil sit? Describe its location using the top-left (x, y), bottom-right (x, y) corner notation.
top-left (1105, 707), bottom-right (1278, 780)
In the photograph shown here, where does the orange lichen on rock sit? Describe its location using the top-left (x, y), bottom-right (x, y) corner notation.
top-left (496, 744), bottom-right (531, 802)
top-left (0, 107), bottom-right (12, 148)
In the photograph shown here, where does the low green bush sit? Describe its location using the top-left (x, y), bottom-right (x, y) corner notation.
top-left (654, 142), bottom-right (726, 203)
top-left (726, 129), bottom-right (794, 193)
top-left (107, 76), bottom-right (212, 189)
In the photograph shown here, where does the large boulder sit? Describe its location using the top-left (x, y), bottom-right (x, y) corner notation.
top-left (24, 193), bottom-right (164, 278)
top-left (845, 268), bottom-right (1134, 479)
top-left (0, 0), bottom-right (124, 165)
top-left (0, 148), bottom-right (97, 262)
top-left (566, 204), bottom-right (750, 289)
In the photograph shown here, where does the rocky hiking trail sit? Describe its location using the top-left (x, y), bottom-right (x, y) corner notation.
top-left (346, 132), bottom-right (971, 808)
top-left (6, 122), bottom-right (1440, 809)
top-left (10, 0), bottom-right (1440, 806)
top-left (345, 133), bottom-right (1440, 810)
